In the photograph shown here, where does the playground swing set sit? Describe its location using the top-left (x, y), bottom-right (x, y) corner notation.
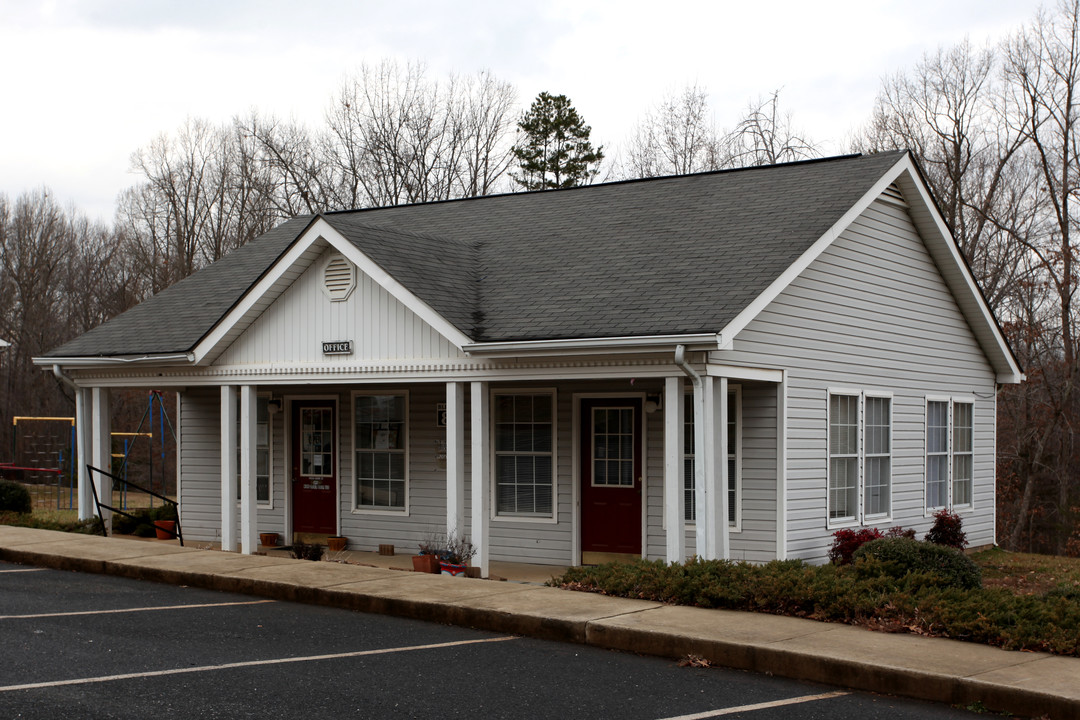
top-left (0, 390), bottom-right (177, 513)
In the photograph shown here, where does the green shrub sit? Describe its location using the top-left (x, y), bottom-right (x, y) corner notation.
top-left (852, 537), bottom-right (982, 590)
top-left (0, 480), bottom-right (32, 514)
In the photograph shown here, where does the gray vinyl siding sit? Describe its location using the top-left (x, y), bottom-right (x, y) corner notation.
top-left (177, 388), bottom-right (222, 543)
top-left (716, 199), bottom-right (997, 563)
top-left (178, 388), bottom-right (287, 543)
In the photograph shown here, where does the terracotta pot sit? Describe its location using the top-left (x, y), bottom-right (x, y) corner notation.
top-left (327, 536), bottom-right (347, 552)
top-left (153, 520), bottom-right (176, 540)
top-left (412, 554), bottom-right (440, 573)
top-left (259, 532), bottom-right (279, 547)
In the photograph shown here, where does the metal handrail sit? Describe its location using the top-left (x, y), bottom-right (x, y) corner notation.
top-left (86, 464), bottom-right (183, 546)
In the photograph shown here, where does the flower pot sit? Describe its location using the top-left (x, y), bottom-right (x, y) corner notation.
top-left (327, 536), bottom-right (347, 552)
top-left (153, 520), bottom-right (176, 540)
top-left (259, 532), bottom-right (279, 547)
top-left (412, 554), bottom-right (440, 574)
top-left (440, 561), bottom-right (467, 577)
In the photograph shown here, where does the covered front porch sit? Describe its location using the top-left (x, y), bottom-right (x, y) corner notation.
top-left (70, 356), bottom-right (787, 578)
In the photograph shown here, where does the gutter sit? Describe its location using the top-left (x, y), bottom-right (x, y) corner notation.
top-left (464, 333), bottom-right (721, 358)
top-left (32, 354), bottom-right (192, 368)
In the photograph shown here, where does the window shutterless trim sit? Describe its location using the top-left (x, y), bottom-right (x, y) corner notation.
top-left (490, 388), bottom-right (558, 524)
top-left (862, 392), bottom-right (893, 522)
top-left (351, 390), bottom-right (410, 515)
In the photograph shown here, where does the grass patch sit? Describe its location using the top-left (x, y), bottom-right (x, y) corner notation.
top-left (0, 510), bottom-right (103, 535)
top-left (553, 550), bottom-right (1080, 657)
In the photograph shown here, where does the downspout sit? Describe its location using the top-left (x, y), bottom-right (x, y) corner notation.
top-left (674, 345), bottom-right (708, 555)
top-left (52, 364), bottom-right (76, 390)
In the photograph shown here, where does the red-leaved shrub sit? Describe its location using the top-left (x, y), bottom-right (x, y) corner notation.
top-left (829, 528), bottom-right (884, 565)
top-left (925, 508), bottom-right (967, 548)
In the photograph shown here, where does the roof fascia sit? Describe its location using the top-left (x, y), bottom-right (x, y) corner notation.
top-left (463, 333), bottom-right (720, 358)
top-left (717, 153), bottom-right (1023, 385)
top-left (189, 217), bottom-right (472, 365)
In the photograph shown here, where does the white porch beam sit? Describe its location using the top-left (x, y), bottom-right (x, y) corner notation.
top-left (239, 385), bottom-right (258, 555)
top-left (446, 382), bottom-right (465, 540)
top-left (470, 381), bottom-right (490, 578)
top-left (663, 377), bottom-right (686, 563)
top-left (220, 386), bottom-right (237, 552)
top-left (90, 387), bottom-right (110, 526)
top-left (75, 387), bottom-right (92, 520)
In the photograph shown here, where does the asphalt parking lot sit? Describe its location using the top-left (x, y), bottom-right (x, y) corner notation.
top-left (0, 561), bottom-right (984, 719)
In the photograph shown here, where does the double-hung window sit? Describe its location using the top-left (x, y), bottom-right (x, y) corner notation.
top-left (494, 392), bottom-right (555, 518)
top-left (354, 393), bottom-right (407, 511)
top-left (827, 391), bottom-right (891, 524)
top-left (236, 394), bottom-right (272, 506)
top-left (925, 399), bottom-right (974, 510)
top-left (682, 389), bottom-right (740, 526)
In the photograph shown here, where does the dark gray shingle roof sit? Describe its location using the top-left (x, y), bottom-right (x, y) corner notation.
top-left (46, 152), bottom-right (906, 357)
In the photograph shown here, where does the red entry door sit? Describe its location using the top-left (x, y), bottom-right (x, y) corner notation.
top-left (580, 398), bottom-right (643, 557)
top-left (292, 399), bottom-right (337, 534)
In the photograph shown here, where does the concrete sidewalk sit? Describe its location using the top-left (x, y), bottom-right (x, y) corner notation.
top-left (0, 526), bottom-right (1076, 719)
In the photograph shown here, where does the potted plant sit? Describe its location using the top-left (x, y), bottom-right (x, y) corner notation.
top-left (412, 535), bottom-right (443, 574)
top-left (259, 532), bottom-right (279, 547)
top-left (327, 535), bottom-right (347, 552)
top-left (438, 533), bottom-right (476, 577)
top-left (152, 504), bottom-right (178, 540)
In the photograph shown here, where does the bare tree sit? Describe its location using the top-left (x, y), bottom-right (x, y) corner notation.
top-left (721, 90), bottom-right (817, 167)
top-left (323, 61), bottom-right (517, 208)
top-left (621, 85), bottom-right (722, 178)
top-left (1000, 0), bottom-right (1080, 553)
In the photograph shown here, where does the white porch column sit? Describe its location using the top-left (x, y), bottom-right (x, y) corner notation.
top-left (703, 376), bottom-right (729, 561)
top-left (75, 387), bottom-right (92, 520)
top-left (239, 385), bottom-right (258, 555)
top-left (692, 379), bottom-right (708, 557)
top-left (220, 386), bottom-right (237, 552)
top-left (446, 382), bottom-right (465, 540)
top-left (776, 375), bottom-right (788, 560)
top-left (90, 387), bottom-right (111, 527)
top-left (470, 381), bottom-right (490, 578)
top-left (663, 377), bottom-right (686, 563)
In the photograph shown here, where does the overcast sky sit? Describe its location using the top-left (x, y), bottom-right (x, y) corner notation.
top-left (0, 0), bottom-right (1046, 223)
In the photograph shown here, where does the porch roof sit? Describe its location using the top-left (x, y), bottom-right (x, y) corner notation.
top-left (46, 152), bottom-right (909, 358)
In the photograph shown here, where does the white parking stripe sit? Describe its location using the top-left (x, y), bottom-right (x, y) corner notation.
top-left (656, 690), bottom-right (851, 719)
top-left (0, 636), bottom-right (519, 692)
top-left (0, 568), bottom-right (45, 574)
top-left (0, 599), bottom-right (274, 620)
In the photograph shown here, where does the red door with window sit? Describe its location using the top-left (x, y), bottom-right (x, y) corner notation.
top-left (292, 399), bottom-right (337, 534)
top-left (580, 398), bottom-right (643, 559)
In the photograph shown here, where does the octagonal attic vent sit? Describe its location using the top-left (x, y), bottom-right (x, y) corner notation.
top-left (322, 254), bottom-right (356, 302)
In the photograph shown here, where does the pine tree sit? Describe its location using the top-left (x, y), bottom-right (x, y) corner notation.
top-left (512, 92), bottom-right (604, 190)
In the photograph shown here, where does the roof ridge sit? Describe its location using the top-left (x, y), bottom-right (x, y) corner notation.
top-left (322, 151), bottom-right (909, 217)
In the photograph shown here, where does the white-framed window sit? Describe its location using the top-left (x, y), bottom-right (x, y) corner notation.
top-left (236, 394), bottom-right (272, 507)
top-left (926, 398), bottom-right (974, 511)
top-left (354, 392), bottom-right (408, 511)
top-left (494, 392), bottom-right (555, 518)
top-left (827, 390), bottom-right (892, 524)
top-left (682, 388), bottom-right (740, 527)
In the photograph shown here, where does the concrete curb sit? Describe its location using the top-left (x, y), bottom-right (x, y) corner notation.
top-left (2, 530), bottom-right (1077, 719)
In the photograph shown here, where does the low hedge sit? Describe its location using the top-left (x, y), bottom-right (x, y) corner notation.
top-left (0, 511), bottom-right (103, 535)
top-left (554, 552), bottom-right (1080, 656)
